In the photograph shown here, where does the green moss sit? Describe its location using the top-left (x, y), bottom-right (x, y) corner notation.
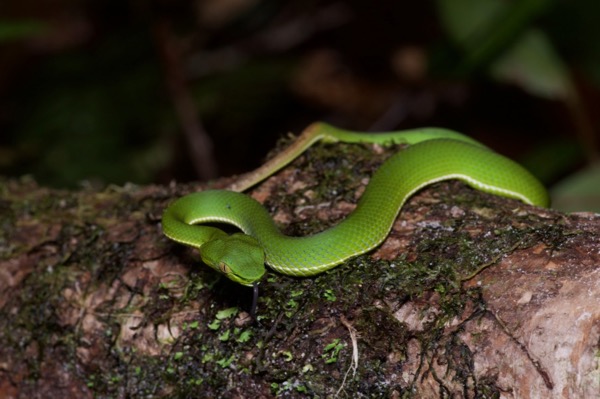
top-left (1, 137), bottom-right (570, 397)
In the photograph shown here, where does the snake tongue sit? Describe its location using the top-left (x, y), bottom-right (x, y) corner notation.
top-left (250, 282), bottom-right (259, 320)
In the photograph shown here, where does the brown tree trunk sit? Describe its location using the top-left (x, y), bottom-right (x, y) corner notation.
top-left (1, 142), bottom-right (598, 398)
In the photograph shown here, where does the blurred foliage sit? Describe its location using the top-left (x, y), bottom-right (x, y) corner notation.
top-left (435, 0), bottom-right (600, 211)
top-left (0, 0), bottom-right (599, 210)
top-left (551, 164), bottom-right (600, 212)
top-left (0, 20), bottom-right (47, 41)
top-left (1, 24), bottom-right (167, 187)
top-left (437, 0), bottom-right (572, 99)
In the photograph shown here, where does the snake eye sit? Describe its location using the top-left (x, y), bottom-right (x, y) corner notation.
top-left (219, 263), bottom-right (232, 274)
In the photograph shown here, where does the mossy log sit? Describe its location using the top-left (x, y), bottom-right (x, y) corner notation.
top-left (1, 141), bottom-right (599, 398)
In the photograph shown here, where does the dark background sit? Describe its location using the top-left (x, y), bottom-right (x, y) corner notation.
top-left (1, 0), bottom-right (599, 210)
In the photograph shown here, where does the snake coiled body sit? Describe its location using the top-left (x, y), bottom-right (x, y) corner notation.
top-left (162, 123), bottom-right (549, 285)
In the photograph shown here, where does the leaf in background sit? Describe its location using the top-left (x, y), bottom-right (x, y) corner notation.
top-left (437, 0), bottom-right (568, 98)
top-left (436, 0), bottom-right (552, 73)
top-left (490, 28), bottom-right (572, 100)
top-left (551, 164), bottom-right (600, 213)
top-left (0, 20), bottom-right (46, 42)
top-left (436, 0), bottom-right (505, 44)
top-left (436, 0), bottom-right (597, 197)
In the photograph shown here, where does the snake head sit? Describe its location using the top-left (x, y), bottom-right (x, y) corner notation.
top-left (200, 233), bottom-right (266, 286)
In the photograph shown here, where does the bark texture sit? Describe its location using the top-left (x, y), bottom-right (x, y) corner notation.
top-left (0, 142), bottom-right (599, 398)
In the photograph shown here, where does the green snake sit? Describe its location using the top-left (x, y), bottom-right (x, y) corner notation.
top-left (162, 122), bottom-right (549, 286)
